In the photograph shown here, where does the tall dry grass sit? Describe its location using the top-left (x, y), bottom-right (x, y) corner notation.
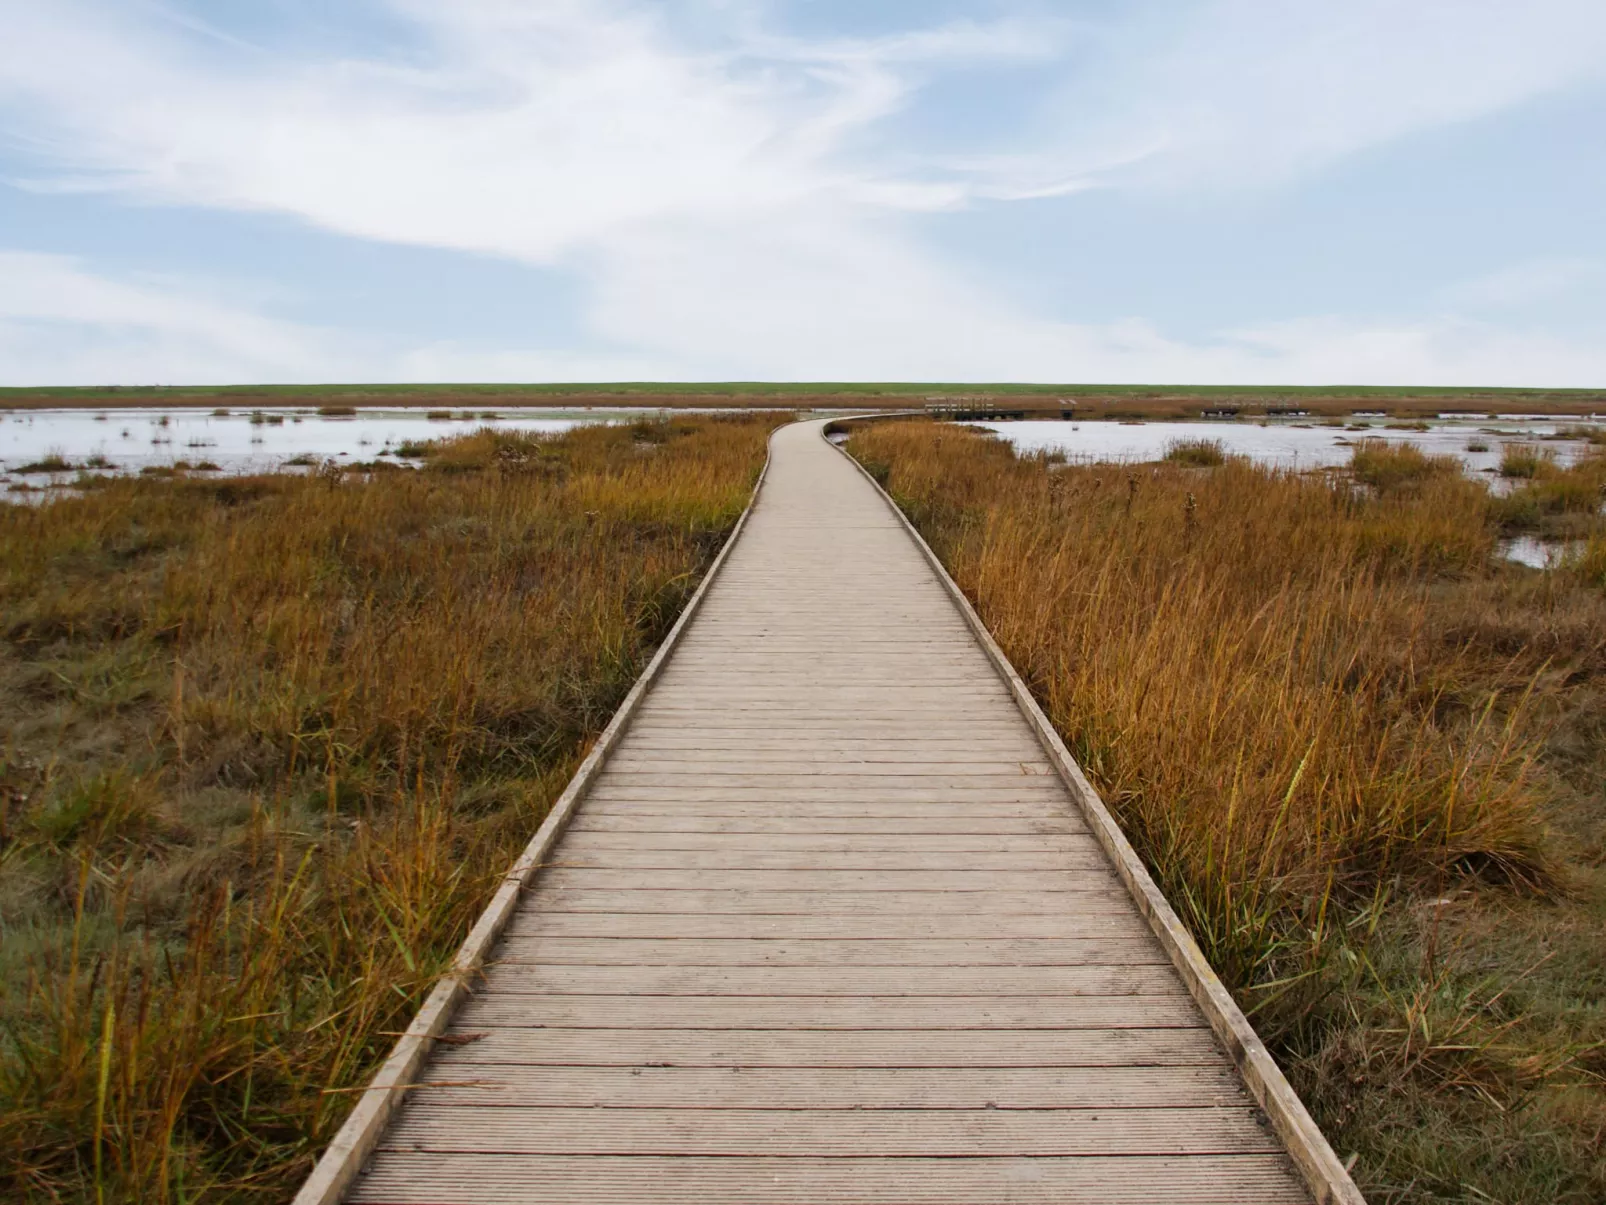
top-left (0, 416), bottom-right (779, 1202)
top-left (855, 423), bottom-right (1550, 983)
top-left (850, 421), bottom-right (1606, 1200)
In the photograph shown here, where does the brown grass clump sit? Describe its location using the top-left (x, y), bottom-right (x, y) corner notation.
top-left (1349, 439), bottom-right (1459, 494)
top-left (1162, 438), bottom-right (1227, 467)
top-left (1486, 446), bottom-right (1606, 541)
top-left (0, 415), bottom-right (779, 1202)
top-left (850, 420), bottom-right (1606, 1202)
top-left (1500, 444), bottom-right (1554, 479)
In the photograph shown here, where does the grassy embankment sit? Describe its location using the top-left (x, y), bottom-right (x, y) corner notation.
top-left (849, 421), bottom-right (1606, 1203)
top-left (3, 382), bottom-right (1603, 419)
top-left (0, 414), bottom-right (780, 1201)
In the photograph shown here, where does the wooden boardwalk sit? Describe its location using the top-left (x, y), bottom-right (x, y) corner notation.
top-left (334, 421), bottom-right (1338, 1204)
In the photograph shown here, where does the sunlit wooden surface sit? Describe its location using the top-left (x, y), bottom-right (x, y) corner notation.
top-left (347, 420), bottom-right (1309, 1204)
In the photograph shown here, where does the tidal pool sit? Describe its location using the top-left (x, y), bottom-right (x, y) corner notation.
top-left (971, 417), bottom-right (1603, 477)
top-left (1499, 536), bottom-right (1589, 570)
top-left (0, 406), bottom-right (652, 493)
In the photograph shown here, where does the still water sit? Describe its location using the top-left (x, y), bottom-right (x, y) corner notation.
top-left (0, 406), bottom-right (646, 490)
top-left (972, 417), bottom-right (1602, 477)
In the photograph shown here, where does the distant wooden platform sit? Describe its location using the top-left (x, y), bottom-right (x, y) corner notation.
top-left (322, 420), bottom-right (1355, 1204)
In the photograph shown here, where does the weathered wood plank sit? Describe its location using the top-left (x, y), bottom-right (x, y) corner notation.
top-left (503, 910), bottom-right (1152, 940)
top-left (544, 849), bottom-right (1109, 871)
top-left (557, 830), bottom-right (1092, 851)
top-left (491, 936), bottom-right (1169, 967)
top-left (523, 888), bottom-right (1138, 916)
top-left (408, 1063), bottom-right (1250, 1109)
top-left (455, 993), bottom-right (1201, 1030)
top-left (348, 1154), bottom-right (1309, 1204)
top-left (425, 1026), bottom-right (1228, 1068)
top-left (381, 1104), bottom-right (1281, 1156)
top-left (535, 868), bottom-right (1128, 893)
top-left (476, 964), bottom-right (1189, 998)
top-left (566, 814), bottom-right (1087, 834)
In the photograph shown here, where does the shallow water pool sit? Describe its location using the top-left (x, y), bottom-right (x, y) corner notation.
top-left (972, 417), bottom-right (1601, 478)
top-left (0, 406), bottom-right (651, 493)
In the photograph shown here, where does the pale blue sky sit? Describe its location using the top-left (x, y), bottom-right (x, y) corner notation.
top-left (1, 0), bottom-right (1603, 386)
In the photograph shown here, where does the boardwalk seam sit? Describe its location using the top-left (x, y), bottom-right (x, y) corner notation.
top-left (291, 433), bottom-right (777, 1205)
top-left (825, 418), bottom-right (1366, 1205)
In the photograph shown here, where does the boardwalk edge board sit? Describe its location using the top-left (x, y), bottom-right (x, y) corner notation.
top-left (826, 417), bottom-right (1367, 1205)
top-left (291, 435), bottom-right (776, 1205)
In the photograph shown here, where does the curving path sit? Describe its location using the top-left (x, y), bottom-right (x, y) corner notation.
top-left (343, 420), bottom-right (1316, 1204)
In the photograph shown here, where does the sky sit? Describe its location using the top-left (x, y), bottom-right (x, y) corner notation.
top-left (0, 0), bottom-right (1604, 388)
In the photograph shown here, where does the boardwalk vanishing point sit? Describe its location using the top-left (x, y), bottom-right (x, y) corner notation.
top-left (300, 420), bottom-right (1364, 1205)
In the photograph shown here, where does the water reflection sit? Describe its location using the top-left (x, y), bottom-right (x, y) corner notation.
top-left (972, 418), bottom-right (1602, 477)
top-left (0, 406), bottom-right (645, 493)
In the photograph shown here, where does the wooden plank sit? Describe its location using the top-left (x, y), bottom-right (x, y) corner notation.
top-left (543, 849), bottom-right (1110, 872)
top-left (503, 911), bottom-right (1152, 940)
top-left (409, 1063), bottom-right (1252, 1110)
top-left (472, 965), bottom-right (1187, 998)
top-left (348, 1154), bottom-right (1309, 1204)
top-left (566, 815), bottom-right (1086, 834)
top-left (381, 1104), bottom-right (1282, 1156)
top-left (557, 831), bottom-right (1093, 851)
top-left (576, 799), bottom-right (1078, 816)
top-left (603, 759), bottom-right (1057, 774)
top-left (523, 888), bottom-right (1138, 916)
top-left (536, 868), bottom-right (1127, 893)
top-left (455, 993), bottom-right (1201, 1030)
top-left (491, 936), bottom-right (1167, 967)
top-left (424, 1027), bottom-right (1228, 1068)
top-left (584, 787), bottom-right (1072, 806)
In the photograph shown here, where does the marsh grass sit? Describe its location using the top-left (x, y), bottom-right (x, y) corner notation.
top-left (1348, 439), bottom-right (1460, 494)
top-left (1500, 444), bottom-right (1554, 479)
top-left (1162, 438), bottom-right (1227, 467)
top-left (850, 420), bottom-right (1606, 1202)
top-left (0, 415), bottom-right (779, 1202)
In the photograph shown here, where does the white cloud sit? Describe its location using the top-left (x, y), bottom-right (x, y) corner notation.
top-left (0, 251), bottom-right (335, 385)
top-left (1440, 257), bottom-right (1602, 310)
top-left (0, 2), bottom-right (1603, 386)
top-left (0, 0), bottom-right (1026, 260)
top-left (3, 246), bottom-right (1605, 388)
top-left (1003, 0), bottom-right (1606, 196)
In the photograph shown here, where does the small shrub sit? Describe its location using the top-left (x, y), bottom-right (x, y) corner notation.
top-left (1350, 440), bottom-right (1457, 492)
top-left (1163, 438), bottom-right (1227, 467)
top-left (27, 772), bottom-right (163, 853)
top-left (1500, 444), bottom-right (1553, 479)
top-left (14, 455), bottom-right (76, 474)
top-left (316, 405), bottom-right (358, 417)
top-left (1557, 424), bottom-right (1606, 446)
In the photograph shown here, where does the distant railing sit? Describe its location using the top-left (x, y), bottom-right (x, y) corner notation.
top-left (925, 400), bottom-right (1076, 421)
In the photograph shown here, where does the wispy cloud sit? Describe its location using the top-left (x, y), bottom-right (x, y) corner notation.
top-left (5, 245), bottom-right (1602, 389)
top-left (1439, 257), bottom-right (1602, 310)
top-left (1000, 0), bottom-right (1606, 197)
top-left (0, 1), bottom-right (1603, 385)
top-left (0, 251), bottom-right (334, 385)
